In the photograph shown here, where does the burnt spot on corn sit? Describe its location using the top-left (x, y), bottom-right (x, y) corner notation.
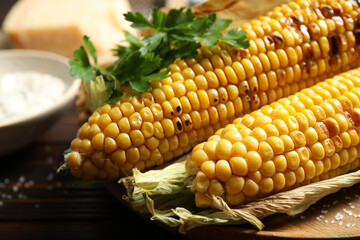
top-left (350, 108), bottom-right (360, 126)
top-left (176, 120), bottom-right (183, 131)
top-left (308, 22), bottom-right (321, 40)
top-left (343, 14), bottom-right (354, 29)
top-left (176, 106), bottom-right (182, 113)
top-left (313, 7), bottom-right (324, 19)
top-left (279, 17), bottom-right (291, 28)
top-left (171, 111), bottom-right (174, 116)
top-left (276, 69), bottom-right (287, 86)
top-left (214, 98), bottom-right (218, 103)
top-left (245, 95), bottom-right (252, 108)
top-left (329, 35), bottom-right (339, 55)
top-left (236, 48), bottom-right (250, 58)
top-left (253, 87), bottom-right (257, 92)
top-left (354, 19), bottom-right (360, 44)
top-left (300, 62), bottom-right (311, 76)
top-left (303, 43), bottom-right (313, 61)
top-left (272, 32), bottom-right (285, 48)
top-left (289, 14), bottom-right (302, 27)
top-left (252, 95), bottom-right (259, 105)
top-left (320, 4), bottom-right (334, 18)
top-left (264, 36), bottom-right (275, 49)
top-left (331, 3), bottom-right (343, 16)
top-left (185, 120), bottom-right (191, 126)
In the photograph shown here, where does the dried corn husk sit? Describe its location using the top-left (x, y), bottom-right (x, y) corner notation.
top-left (119, 156), bottom-right (360, 233)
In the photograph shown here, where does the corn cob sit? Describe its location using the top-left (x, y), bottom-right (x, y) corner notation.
top-left (186, 68), bottom-right (360, 208)
top-left (64, 0), bottom-right (360, 180)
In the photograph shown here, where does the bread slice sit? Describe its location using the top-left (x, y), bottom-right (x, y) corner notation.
top-left (2, 0), bottom-right (135, 66)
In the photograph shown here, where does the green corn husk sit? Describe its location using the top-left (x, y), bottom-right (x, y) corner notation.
top-left (119, 155), bottom-right (360, 233)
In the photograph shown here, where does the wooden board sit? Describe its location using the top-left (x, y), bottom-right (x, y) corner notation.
top-left (107, 181), bottom-right (360, 239)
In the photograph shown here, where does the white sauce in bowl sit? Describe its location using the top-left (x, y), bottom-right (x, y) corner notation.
top-left (0, 71), bottom-right (65, 125)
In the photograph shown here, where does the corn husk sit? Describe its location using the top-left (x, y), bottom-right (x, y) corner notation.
top-left (119, 156), bottom-right (360, 233)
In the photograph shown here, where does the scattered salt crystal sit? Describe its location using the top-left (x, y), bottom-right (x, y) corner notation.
top-left (352, 223), bottom-right (356, 227)
top-left (4, 178), bottom-right (10, 184)
top-left (347, 223), bottom-right (351, 228)
top-left (316, 217), bottom-right (322, 221)
top-left (331, 220), bottom-right (335, 223)
top-left (18, 176), bottom-right (25, 183)
top-left (46, 172), bottom-right (55, 181)
top-left (339, 221), bottom-right (343, 226)
top-left (351, 205), bottom-right (355, 209)
top-left (12, 185), bottom-right (19, 192)
top-left (319, 215), bottom-right (324, 219)
top-left (321, 210), bottom-right (328, 214)
top-left (335, 212), bottom-right (344, 220)
top-left (325, 220), bottom-right (328, 224)
top-left (300, 215), bottom-right (306, 219)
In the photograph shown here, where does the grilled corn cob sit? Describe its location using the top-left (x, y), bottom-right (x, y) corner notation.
top-left (186, 68), bottom-right (360, 208)
top-left (64, 0), bottom-right (360, 180)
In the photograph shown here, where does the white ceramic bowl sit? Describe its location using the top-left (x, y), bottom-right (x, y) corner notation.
top-left (0, 49), bottom-right (81, 156)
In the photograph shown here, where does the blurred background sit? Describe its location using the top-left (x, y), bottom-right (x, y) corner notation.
top-left (0, 0), bottom-right (207, 25)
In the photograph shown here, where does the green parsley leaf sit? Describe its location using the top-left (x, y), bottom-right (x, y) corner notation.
top-left (82, 35), bottom-right (98, 64)
top-left (124, 11), bottom-right (153, 29)
top-left (69, 46), bottom-right (95, 83)
top-left (69, 7), bottom-right (250, 109)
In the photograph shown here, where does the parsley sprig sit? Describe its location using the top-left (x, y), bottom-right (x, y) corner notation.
top-left (69, 7), bottom-right (249, 106)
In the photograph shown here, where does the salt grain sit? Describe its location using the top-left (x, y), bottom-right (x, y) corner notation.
top-left (18, 176), bottom-right (25, 183)
top-left (335, 212), bottom-right (344, 220)
top-left (339, 221), bottom-right (343, 226)
top-left (46, 172), bottom-right (55, 181)
top-left (12, 185), bottom-right (18, 192)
